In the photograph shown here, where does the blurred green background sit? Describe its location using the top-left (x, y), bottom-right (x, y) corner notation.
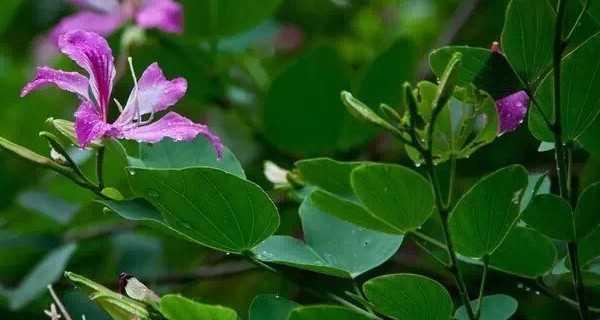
top-left (1, 0), bottom-right (593, 319)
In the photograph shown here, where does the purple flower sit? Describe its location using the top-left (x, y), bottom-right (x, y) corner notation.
top-left (496, 90), bottom-right (530, 134)
top-left (47, 0), bottom-right (182, 48)
top-left (22, 30), bottom-right (222, 156)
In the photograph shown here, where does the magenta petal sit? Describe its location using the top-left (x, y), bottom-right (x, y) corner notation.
top-left (75, 101), bottom-right (112, 147)
top-left (58, 30), bottom-right (116, 116)
top-left (135, 0), bottom-right (183, 33)
top-left (115, 62), bottom-right (187, 126)
top-left (49, 11), bottom-right (125, 46)
top-left (21, 66), bottom-right (88, 98)
top-left (120, 112), bottom-right (223, 157)
top-left (70, 0), bottom-right (120, 13)
top-left (496, 90), bottom-right (530, 133)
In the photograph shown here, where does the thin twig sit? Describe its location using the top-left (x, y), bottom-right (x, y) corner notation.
top-left (47, 285), bottom-right (73, 320)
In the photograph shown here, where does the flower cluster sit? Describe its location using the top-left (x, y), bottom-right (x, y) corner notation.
top-left (22, 30), bottom-right (222, 155)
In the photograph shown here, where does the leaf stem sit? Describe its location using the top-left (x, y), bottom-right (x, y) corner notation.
top-left (475, 255), bottom-right (489, 318)
top-left (96, 146), bottom-right (105, 190)
top-left (424, 151), bottom-right (476, 320)
top-left (552, 1), bottom-right (589, 319)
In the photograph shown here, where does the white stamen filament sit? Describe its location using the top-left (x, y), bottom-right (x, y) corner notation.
top-left (127, 56), bottom-right (155, 127)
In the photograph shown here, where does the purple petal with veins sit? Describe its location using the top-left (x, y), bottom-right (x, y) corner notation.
top-left (21, 66), bottom-right (89, 98)
top-left (496, 90), bottom-right (529, 134)
top-left (114, 62), bottom-right (187, 127)
top-left (74, 101), bottom-right (113, 147)
top-left (135, 0), bottom-right (183, 33)
top-left (59, 30), bottom-right (116, 119)
top-left (117, 112), bottom-right (223, 157)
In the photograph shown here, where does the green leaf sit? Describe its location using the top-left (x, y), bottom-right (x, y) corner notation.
top-left (574, 182), bottom-right (600, 239)
top-left (264, 48), bottom-right (370, 154)
top-left (520, 172), bottom-right (551, 212)
top-left (489, 226), bottom-right (557, 278)
top-left (127, 167), bottom-right (279, 253)
top-left (100, 199), bottom-right (197, 243)
top-left (363, 274), bottom-right (453, 320)
top-left (309, 190), bottom-right (400, 234)
top-left (9, 244), bottom-right (77, 310)
top-left (351, 163), bottom-right (435, 232)
top-left (182, 0), bottom-right (283, 38)
top-left (288, 306), bottom-right (371, 320)
top-left (159, 295), bottom-right (238, 320)
top-left (529, 31), bottom-right (600, 142)
top-left (132, 136), bottom-right (245, 178)
top-left (296, 158), bottom-right (364, 198)
top-left (455, 294), bottom-right (518, 320)
top-left (578, 227), bottom-right (600, 266)
top-left (448, 165), bottom-right (528, 258)
top-left (501, 0), bottom-right (555, 85)
top-left (252, 196), bottom-right (403, 278)
top-left (522, 194), bottom-right (574, 240)
top-left (248, 294), bottom-right (300, 320)
top-left (65, 272), bottom-right (150, 320)
top-left (341, 91), bottom-right (399, 133)
top-left (429, 46), bottom-right (521, 99)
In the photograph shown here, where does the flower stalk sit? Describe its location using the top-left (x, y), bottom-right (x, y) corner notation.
top-left (552, 0), bottom-right (589, 319)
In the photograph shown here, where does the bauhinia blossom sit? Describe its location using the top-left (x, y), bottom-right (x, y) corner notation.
top-left (22, 30), bottom-right (222, 156)
top-left (491, 41), bottom-right (530, 134)
top-left (46, 0), bottom-right (182, 48)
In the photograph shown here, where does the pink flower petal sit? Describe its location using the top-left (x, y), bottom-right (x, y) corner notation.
top-left (49, 11), bottom-right (125, 45)
top-left (496, 90), bottom-right (530, 134)
top-left (115, 62), bottom-right (187, 126)
top-left (58, 30), bottom-right (116, 118)
top-left (75, 101), bottom-right (113, 147)
top-left (21, 66), bottom-right (88, 98)
top-left (120, 112), bottom-right (223, 157)
top-left (70, 0), bottom-right (120, 13)
top-left (135, 0), bottom-right (183, 33)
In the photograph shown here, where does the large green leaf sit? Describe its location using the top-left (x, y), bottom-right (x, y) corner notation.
top-left (252, 196), bottom-right (403, 278)
top-left (159, 295), bottom-right (238, 320)
top-left (488, 226), bottom-right (557, 278)
top-left (350, 163), bottom-right (434, 233)
top-left (181, 0), bottom-right (283, 38)
top-left (309, 190), bottom-right (399, 234)
top-left (578, 227), bottom-right (600, 266)
top-left (448, 165), bottom-right (528, 258)
top-left (363, 274), bottom-right (453, 320)
top-left (522, 194), bottom-right (574, 241)
top-left (127, 167), bottom-right (279, 253)
top-left (248, 294), bottom-right (300, 320)
top-left (288, 306), bottom-right (371, 320)
top-left (131, 136), bottom-right (245, 178)
top-left (9, 244), bottom-right (77, 310)
top-left (455, 295), bottom-right (518, 320)
top-left (529, 31), bottom-right (600, 142)
top-left (501, 0), bottom-right (555, 85)
top-left (296, 158), bottom-right (363, 198)
top-left (264, 48), bottom-right (369, 154)
top-left (574, 182), bottom-right (600, 239)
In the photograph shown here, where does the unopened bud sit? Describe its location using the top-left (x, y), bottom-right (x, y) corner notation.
top-left (264, 161), bottom-right (290, 187)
